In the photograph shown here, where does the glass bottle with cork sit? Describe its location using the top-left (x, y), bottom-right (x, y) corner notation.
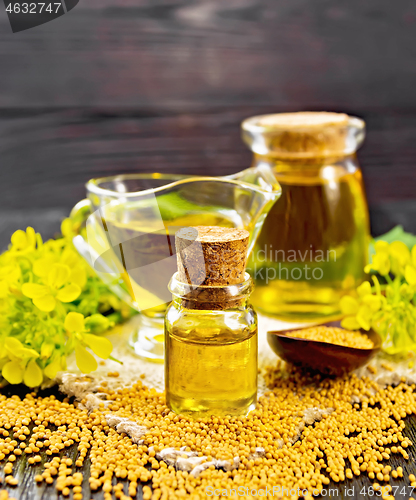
top-left (165, 226), bottom-right (257, 417)
top-left (242, 112), bottom-right (370, 321)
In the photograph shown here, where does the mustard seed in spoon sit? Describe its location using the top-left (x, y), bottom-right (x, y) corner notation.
top-left (288, 326), bottom-right (374, 350)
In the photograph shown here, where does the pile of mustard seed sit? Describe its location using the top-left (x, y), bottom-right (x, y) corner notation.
top-left (0, 366), bottom-right (415, 500)
top-left (288, 326), bottom-right (374, 349)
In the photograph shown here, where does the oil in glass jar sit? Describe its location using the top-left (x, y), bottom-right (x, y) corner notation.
top-left (165, 226), bottom-right (257, 417)
top-left (242, 112), bottom-right (370, 321)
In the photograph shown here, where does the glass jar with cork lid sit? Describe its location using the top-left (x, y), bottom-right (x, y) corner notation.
top-left (242, 112), bottom-right (370, 321)
top-left (165, 226), bottom-right (257, 417)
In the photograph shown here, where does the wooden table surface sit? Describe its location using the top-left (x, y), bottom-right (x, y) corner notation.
top-left (1, 209), bottom-right (416, 500)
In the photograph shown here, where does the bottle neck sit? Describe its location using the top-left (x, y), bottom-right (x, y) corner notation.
top-left (171, 294), bottom-right (250, 311)
top-left (169, 272), bottom-right (253, 311)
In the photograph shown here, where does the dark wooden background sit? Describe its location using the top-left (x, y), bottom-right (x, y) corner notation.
top-left (1, 0), bottom-right (416, 242)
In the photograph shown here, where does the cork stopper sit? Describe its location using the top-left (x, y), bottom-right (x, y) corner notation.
top-left (174, 226), bottom-right (250, 309)
top-left (242, 112), bottom-right (365, 158)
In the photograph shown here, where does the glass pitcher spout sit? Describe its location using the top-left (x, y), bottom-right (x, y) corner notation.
top-left (227, 164), bottom-right (282, 194)
top-left (225, 165), bottom-right (282, 254)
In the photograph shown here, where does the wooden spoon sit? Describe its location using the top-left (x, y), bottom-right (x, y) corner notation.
top-left (267, 321), bottom-right (382, 376)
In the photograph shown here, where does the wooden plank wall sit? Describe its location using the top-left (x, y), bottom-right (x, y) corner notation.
top-left (0, 0), bottom-right (416, 214)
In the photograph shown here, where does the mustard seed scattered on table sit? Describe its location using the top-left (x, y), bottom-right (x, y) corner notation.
top-left (0, 491), bottom-right (17, 500)
top-left (288, 326), bottom-right (374, 349)
top-left (0, 365), bottom-right (416, 498)
top-left (4, 477), bottom-right (18, 486)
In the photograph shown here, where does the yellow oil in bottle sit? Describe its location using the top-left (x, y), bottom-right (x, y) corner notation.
top-left (248, 161), bottom-right (370, 320)
top-left (165, 308), bottom-right (258, 417)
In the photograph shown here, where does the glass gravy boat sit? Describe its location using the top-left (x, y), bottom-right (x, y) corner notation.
top-left (70, 166), bottom-right (281, 362)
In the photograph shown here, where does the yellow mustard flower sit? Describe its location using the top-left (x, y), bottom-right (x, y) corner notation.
top-left (366, 240), bottom-right (415, 279)
top-left (65, 312), bottom-right (113, 374)
top-left (61, 218), bottom-right (75, 239)
top-left (365, 241), bottom-right (390, 276)
top-left (340, 281), bottom-right (381, 331)
top-left (61, 214), bottom-right (85, 241)
top-left (33, 248), bottom-right (87, 290)
top-left (22, 263), bottom-right (81, 312)
top-left (0, 338), bottom-right (43, 387)
top-left (60, 248), bottom-right (87, 288)
top-left (404, 245), bottom-right (416, 286)
top-left (390, 241), bottom-right (410, 266)
top-left (43, 354), bottom-right (66, 380)
top-left (0, 261), bottom-right (20, 298)
top-left (10, 227), bottom-right (40, 254)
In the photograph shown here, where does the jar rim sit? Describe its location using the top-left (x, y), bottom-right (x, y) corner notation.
top-left (241, 112), bottom-right (364, 134)
top-left (241, 112), bottom-right (366, 158)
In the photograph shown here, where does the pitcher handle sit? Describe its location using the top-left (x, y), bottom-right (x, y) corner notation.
top-left (226, 164), bottom-right (281, 196)
top-left (69, 199), bottom-right (138, 310)
top-left (70, 199), bottom-right (93, 228)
